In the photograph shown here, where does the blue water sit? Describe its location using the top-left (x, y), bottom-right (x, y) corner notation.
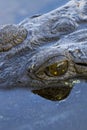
top-left (0, 0), bottom-right (87, 130)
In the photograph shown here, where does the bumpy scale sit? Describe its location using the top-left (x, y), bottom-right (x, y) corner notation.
top-left (0, 24), bottom-right (28, 52)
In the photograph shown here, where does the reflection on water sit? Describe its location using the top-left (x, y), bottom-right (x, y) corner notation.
top-left (32, 80), bottom-right (80, 101)
top-left (32, 86), bottom-right (72, 101)
top-left (0, 81), bottom-right (87, 130)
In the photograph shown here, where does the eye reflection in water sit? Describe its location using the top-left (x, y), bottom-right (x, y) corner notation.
top-left (32, 86), bottom-right (72, 101)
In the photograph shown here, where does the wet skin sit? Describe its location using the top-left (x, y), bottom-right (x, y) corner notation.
top-left (0, 0), bottom-right (87, 100)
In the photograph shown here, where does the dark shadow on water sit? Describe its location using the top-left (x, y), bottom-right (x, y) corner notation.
top-left (2, 77), bottom-right (87, 102)
top-left (32, 78), bottom-right (87, 101)
top-left (2, 85), bottom-right (73, 101)
top-left (32, 86), bottom-right (72, 101)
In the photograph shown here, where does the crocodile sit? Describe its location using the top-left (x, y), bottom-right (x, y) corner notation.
top-left (0, 0), bottom-right (87, 96)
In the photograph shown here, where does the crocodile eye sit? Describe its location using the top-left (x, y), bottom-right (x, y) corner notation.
top-left (45, 60), bottom-right (68, 77)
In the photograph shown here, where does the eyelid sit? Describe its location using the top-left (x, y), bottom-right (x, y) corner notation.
top-left (41, 56), bottom-right (67, 68)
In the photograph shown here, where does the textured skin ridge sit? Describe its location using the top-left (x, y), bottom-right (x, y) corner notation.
top-left (0, 0), bottom-right (87, 89)
top-left (0, 25), bottom-right (28, 52)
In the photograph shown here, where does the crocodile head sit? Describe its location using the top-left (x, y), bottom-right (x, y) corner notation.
top-left (9, 28), bottom-right (86, 101)
top-left (16, 0), bottom-right (87, 90)
top-left (14, 28), bottom-right (87, 92)
top-left (1, 0), bottom-right (87, 101)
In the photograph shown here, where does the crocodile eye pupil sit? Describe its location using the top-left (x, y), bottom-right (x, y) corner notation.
top-left (45, 60), bottom-right (68, 77)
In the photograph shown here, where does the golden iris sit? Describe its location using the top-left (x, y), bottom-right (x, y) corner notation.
top-left (45, 60), bottom-right (68, 76)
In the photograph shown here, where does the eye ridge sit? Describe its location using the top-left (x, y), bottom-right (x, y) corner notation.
top-left (45, 60), bottom-right (68, 77)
